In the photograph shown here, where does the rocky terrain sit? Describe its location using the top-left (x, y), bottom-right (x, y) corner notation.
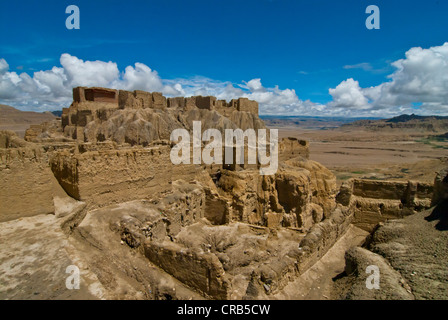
top-left (0, 87), bottom-right (447, 300)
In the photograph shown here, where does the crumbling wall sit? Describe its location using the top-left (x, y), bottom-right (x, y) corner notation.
top-left (195, 96), bottom-right (217, 110)
top-left (74, 87), bottom-right (118, 103)
top-left (216, 159), bottom-right (337, 231)
top-left (84, 88), bottom-right (117, 103)
top-left (278, 137), bottom-right (309, 161)
top-left (24, 119), bottom-right (63, 143)
top-left (0, 131), bottom-right (56, 222)
top-left (275, 169), bottom-right (313, 229)
top-left (98, 179), bottom-right (231, 298)
top-left (218, 169), bottom-right (273, 226)
top-left (203, 188), bottom-right (229, 225)
top-left (118, 90), bottom-right (167, 110)
top-left (245, 206), bottom-right (353, 298)
top-left (297, 207), bottom-right (354, 273)
top-left (63, 88), bottom-right (120, 141)
top-left (144, 241), bottom-right (231, 299)
top-left (166, 95), bottom-right (258, 116)
top-left (228, 98), bottom-right (259, 115)
top-left (338, 178), bottom-right (434, 231)
top-left (285, 158), bottom-right (337, 217)
top-left (62, 87), bottom-right (260, 144)
top-left (432, 168), bottom-right (448, 205)
top-left (49, 145), bottom-right (212, 208)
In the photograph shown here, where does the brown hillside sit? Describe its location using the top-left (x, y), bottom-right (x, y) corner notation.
top-left (0, 104), bottom-right (55, 138)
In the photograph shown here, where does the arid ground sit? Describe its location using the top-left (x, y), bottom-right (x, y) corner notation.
top-left (1, 100), bottom-right (447, 300)
top-left (265, 119), bottom-right (447, 299)
top-left (274, 126), bottom-right (448, 184)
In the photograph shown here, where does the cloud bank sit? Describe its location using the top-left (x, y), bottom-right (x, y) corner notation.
top-left (329, 42), bottom-right (448, 117)
top-left (1, 42), bottom-right (448, 117)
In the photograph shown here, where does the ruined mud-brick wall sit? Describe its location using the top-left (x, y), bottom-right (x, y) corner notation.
top-left (24, 124), bottom-right (47, 142)
top-left (49, 144), bottom-right (213, 208)
top-left (297, 206), bottom-right (354, 273)
top-left (62, 87), bottom-right (120, 140)
top-left (278, 137), bottom-right (309, 161)
top-left (242, 204), bottom-right (353, 298)
top-left (48, 139), bottom-right (328, 233)
top-left (337, 178), bottom-right (434, 231)
top-left (167, 95), bottom-right (258, 117)
top-left (432, 168), bottom-right (448, 205)
top-left (144, 241), bottom-right (231, 299)
top-left (62, 87), bottom-right (259, 141)
top-left (216, 158), bottom-right (337, 232)
top-left (24, 119), bottom-right (63, 143)
top-left (290, 177), bottom-right (435, 283)
top-left (0, 131), bottom-right (56, 222)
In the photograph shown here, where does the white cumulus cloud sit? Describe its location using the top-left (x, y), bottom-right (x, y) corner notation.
top-left (60, 54), bottom-right (119, 88)
top-left (0, 59), bottom-right (9, 75)
top-left (0, 54), bottom-right (184, 110)
top-left (0, 53), bottom-right (324, 114)
top-left (328, 78), bottom-right (370, 110)
top-left (2, 43), bottom-right (448, 117)
top-left (328, 42), bottom-right (448, 116)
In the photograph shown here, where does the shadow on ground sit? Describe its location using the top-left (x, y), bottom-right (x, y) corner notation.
top-left (425, 199), bottom-right (448, 231)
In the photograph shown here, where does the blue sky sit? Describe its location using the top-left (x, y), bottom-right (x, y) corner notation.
top-left (1, 0), bottom-right (448, 117)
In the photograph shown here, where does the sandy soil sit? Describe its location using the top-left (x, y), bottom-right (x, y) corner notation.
top-left (0, 213), bottom-right (99, 300)
top-left (0, 199), bottom-right (205, 300)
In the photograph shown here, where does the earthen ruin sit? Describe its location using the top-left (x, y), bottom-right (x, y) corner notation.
top-left (1, 86), bottom-right (446, 300)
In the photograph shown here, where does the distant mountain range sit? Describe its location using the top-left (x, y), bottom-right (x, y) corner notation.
top-left (341, 113), bottom-right (448, 132)
top-left (260, 115), bottom-right (383, 129)
top-left (261, 113), bottom-right (448, 132)
top-left (386, 113), bottom-right (448, 123)
top-left (51, 110), bottom-right (63, 117)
